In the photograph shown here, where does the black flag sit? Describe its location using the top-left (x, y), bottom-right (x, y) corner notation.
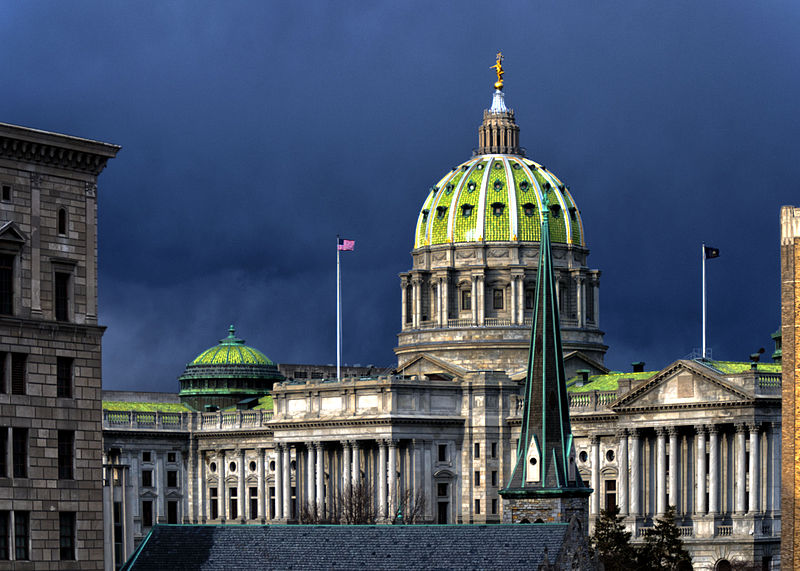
top-left (704, 246), bottom-right (720, 260)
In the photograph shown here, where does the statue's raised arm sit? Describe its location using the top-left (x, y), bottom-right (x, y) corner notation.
top-left (490, 51), bottom-right (505, 90)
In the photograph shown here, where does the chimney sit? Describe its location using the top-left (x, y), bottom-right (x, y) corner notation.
top-left (632, 362), bottom-right (645, 373)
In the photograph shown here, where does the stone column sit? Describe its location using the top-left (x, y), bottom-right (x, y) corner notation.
top-left (630, 429), bottom-right (641, 516)
top-left (220, 452), bottom-right (227, 522)
top-left (441, 277), bottom-right (449, 326)
top-left (576, 274), bottom-right (584, 326)
top-left (378, 440), bottom-right (388, 520)
top-left (388, 440), bottom-right (398, 520)
top-left (198, 450), bottom-right (206, 523)
top-left (238, 450), bottom-right (246, 522)
top-left (748, 423), bottom-right (760, 514)
top-left (668, 427), bottom-right (679, 511)
top-left (315, 442), bottom-right (324, 516)
top-left (413, 278), bottom-right (422, 328)
top-left (695, 427), bottom-right (707, 515)
top-left (282, 446), bottom-right (291, 520)
top-left (342, 441), bottom-right (352, 493)
top-left (618, 430), bottom-right (629, 515)
top-left (516, 276), bottom-right (524, 324)
top-left (400, 282), bottom-right (408, 331)
top-left (477, 274), bottom-right (485, 326)
top-left (590, 436), bottom-right (600, 515)
top-left (735, 424), bottom-right (747, 514)
top-left (30, 173), bottom-right (42, 316)
top-left (771, 422), bottom-right (781, 515)
top-left (305, 443), bottom-right (316, 511)
top-left (352, 441), bottom-right (361, 488)
top-left (157, 453), bottom-right (166, 523)
top-left (655, 428), bottom-right (667, 515)
top-left (708, 426), bottom-right (720, 515)
top-left (257, 448), bottom-right (266, 521)
top-left (471, 276), bottom-right (478, 326)
top-left (273, 446), bottom-right (282, 520)
top-left (510, 276), bottom-right (517, 325)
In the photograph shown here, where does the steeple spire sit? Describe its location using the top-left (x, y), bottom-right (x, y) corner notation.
top-left (478, 53), bottom-right (522, 155)
top-left (500, 191), bottom-right (591, 522)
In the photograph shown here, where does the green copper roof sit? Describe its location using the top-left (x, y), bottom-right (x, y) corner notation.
top-left (103, 401), bottom-right (192, 413)
top-left (190, 325), bottom-right (274, 366)
top-left (415, 155), bottom-right (584, 248)
top-left (700, 360), bottom-right (781, 374)
top-left (567, 371), bottom-right (655, 393)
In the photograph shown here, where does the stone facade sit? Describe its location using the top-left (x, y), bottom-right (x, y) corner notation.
top-left (780, 205), bottom-right (800, 569)
top-left (0, 123), bottom-right (118, 569)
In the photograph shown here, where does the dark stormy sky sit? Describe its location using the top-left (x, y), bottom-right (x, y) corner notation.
top-left (1, 2), bottom-right (798, 391)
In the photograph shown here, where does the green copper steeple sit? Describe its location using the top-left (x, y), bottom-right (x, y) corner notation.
top-left (502, 189), bottom-right (590, 496)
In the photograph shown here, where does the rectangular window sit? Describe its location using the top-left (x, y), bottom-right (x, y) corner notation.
top-left (141, 469), bottom-right (153, 488)
top-left (437, 483), bottom-right (448, 497)
top-left (293, 371), bottom-right (308, 379)
top-left (269, 487), bottom-right (276, 519)
top-left (142, 500), bottom-right (153, 528)
top-left (0, 427), bottom-right (6, 477)
top-left (167, 452), bottom-right (177, 463)
top-left (461, 290), bottom-right (471, 311)
top-left (474, 471), bottom-right (481, 486)
top-left (405, 286), bottom-right (413, 324)
top-left (54, 272), bottom-right (70, 322)
top-left (249, 487), bottom-right (258, 520)
top-left (0, 352), bottom-right (5, 393)
top-left (59, 512), bottom-right (75, 560)
top-left (229, 487), bottom-right (238, 520)
top-left (56, 357), bottom-right (73, 398)
top-left (493, 288), bottom-right (503, 310)
top-left (605, 479), bottom-right (617, 513)
top-left (142, 451), bottom-right (152, 463)
top-left (14, 511), bottom-right (28, 560)
top-left (474, 499), bottom-right (481, 514)
top-left (58, 430), bottom-right (74, 480)
top-left (1, 185), bottom-right (10, 202)
top-left (167, 501), bottom-right (178, 524)
top-left (491, 498), bottom-right (498, 515)
top-left (209, 488), bottom-right (218, 520)
top-left (113, 503), bottom-right (122, 567)
top-left (12, 428), bottom-right (26, 478)
top-left (167, 470), bottom-right (178, 488)
top-left (0, 511), bottom-right (8, 560)
top-left (491, 442), bottom-right (497, 458)
top-left (11, 353), bottom-right (25, 395)
top-left (474, 443), bottom-right (480, 458)
top-left (0, 255), bottom-right (12, 316)
top-left (525, 289), bottom-right (535, 310)
top-left (491, 471), bottom-right (498, 487)
top-left (586, 284), bottom-right (595, 322)
top-left (438, 444), bottom-right (447, 462)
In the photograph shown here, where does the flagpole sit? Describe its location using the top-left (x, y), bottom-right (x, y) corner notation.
top-left (337, 236), bottom-right (342, 382)
top-left (702, 243), bottom-right (706, 359)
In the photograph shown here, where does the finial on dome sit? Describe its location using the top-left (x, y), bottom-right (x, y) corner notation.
top-left (228, 324), bottom-right (236, 337)
top-left (490, 52), bottom-right (505, 90)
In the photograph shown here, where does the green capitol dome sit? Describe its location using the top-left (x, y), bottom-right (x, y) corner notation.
top-left (178, 326), bottom-right (284, 410)
top-left (414, 156), bottom-right (583, 248)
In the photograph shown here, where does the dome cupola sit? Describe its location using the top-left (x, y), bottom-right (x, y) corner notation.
top-left (178, 326), bottom-right (284, 410)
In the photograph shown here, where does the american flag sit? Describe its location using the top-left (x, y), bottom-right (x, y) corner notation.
top-left (337, 238), bottom-right (355, 252)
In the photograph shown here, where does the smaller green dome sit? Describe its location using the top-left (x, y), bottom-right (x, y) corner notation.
top-left (191, 325), bottom-right (274, 366)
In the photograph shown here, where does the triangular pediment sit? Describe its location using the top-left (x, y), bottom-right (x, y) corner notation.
top-left (612, 360), bottom-right (751, 410)
top-left (395, 354), bottom-right (467, 380)
top-left (563, 351), bottom-right (610, 374)
top-left (0, 221), bottom-right (26, 244)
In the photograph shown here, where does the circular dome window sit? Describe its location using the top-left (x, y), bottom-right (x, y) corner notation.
top-left (529, 457), bottom-right (537, 466)
top-left (209, 462), bottom-right (217, 473)
top-left (229, 462), bottom-right (236, 472)
top-left (249, 461), bottom-right (256, 472)
top-left (270, 461), bottom-right (276, 471)
top-left (578, 451), bottom-right (588, 463)
top-left (467, 181), bottom-right (477, 192)
top-left (606, 450), bottom-right (615, 462)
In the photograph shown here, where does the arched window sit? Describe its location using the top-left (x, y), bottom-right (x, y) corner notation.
top-left (57, 208), bottom-right (67, 235)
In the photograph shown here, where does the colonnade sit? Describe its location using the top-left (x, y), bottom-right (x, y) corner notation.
top-left (400, 271), bottom-right (598, 329)
top-left (593, 423), bottom-right (781, 520)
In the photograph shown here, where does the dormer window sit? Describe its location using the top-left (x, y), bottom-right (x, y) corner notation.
top-left (461, 204), bottom-right (474, 218)
top-left (569, 206), bottom-right (577, 221)
top-left (436, 206), bottom-right (448, 220)
top-left (476, 164), bottom-right (485, 170)
top-left (491, 202), bottom-right (505, 217)
top-left (461, 165), bottom-right (469, 171)
top-left (523, 203), bottom-right (536, 217)
top-left (445, 184), bottom-right (454, 195)
top-left (429, 186), bottom-right (438, 195)
top-left (494, 162), bottom-right (502, 170)
top-left (512, 163), bottom-right (522, 170)
top-left (549, 203), bottom-right (561, 217)
top-left (467, 181), bottom-right (477, 192)
top-left (519, 180), bottom-right (529, 191)
top-left (421, 209), bottom-right (429, 223)
top-left (493, 180), bottom-right (504, 191)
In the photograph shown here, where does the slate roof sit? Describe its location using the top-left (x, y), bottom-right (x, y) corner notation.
top-left (122, 524), bottom-right (568, 570)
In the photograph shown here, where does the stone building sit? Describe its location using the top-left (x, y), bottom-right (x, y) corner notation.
top-left (0, 123), bottom-right (118, 569)
top-left (98, 68), bottom-right (780, 571)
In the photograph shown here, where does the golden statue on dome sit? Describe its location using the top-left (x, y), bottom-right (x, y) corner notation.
top-left (490, 52), bottom-right (505, 90)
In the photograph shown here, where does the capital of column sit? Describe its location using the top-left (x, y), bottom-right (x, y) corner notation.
top-left (696, 426), bottom-right (707, 436)
top-left (628, 428), bottom-right (640, 439)
top-left (387, 439), bottom-right (398, 449)
top-left (747, 422), bottom-right (760, 433)
top-left (667, 426), bottom-right (679, 437)
top-left (590, 435), bottom-right (600, 445)
top-left (616, 429), bottom-right (628, 439)
top-left (340, 440), bottom-right (350, 449)
top-left (351, 440), bottom-right (361, 450)
top-left (771, 421), bottom-right (781, 431)
top-left (314, 441), bottom-right (324, 451)
top-left (655, 427), bottom-right (667, 437)
top-left (706, 424), bottom-right (719, 434)
top-left (735, 423), bottom-right (747, 434)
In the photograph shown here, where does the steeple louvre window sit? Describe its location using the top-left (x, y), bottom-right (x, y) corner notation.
top-left (586, 283), bottom-right (595, 323)
top-left (0, 254), bottom-right (13, 316)
top-left (54, 271), bottom-right (71, 322)
top-left (57, 208), bottom-right (67, 235)
top-left (1, 185), bottom-right (10, 202)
